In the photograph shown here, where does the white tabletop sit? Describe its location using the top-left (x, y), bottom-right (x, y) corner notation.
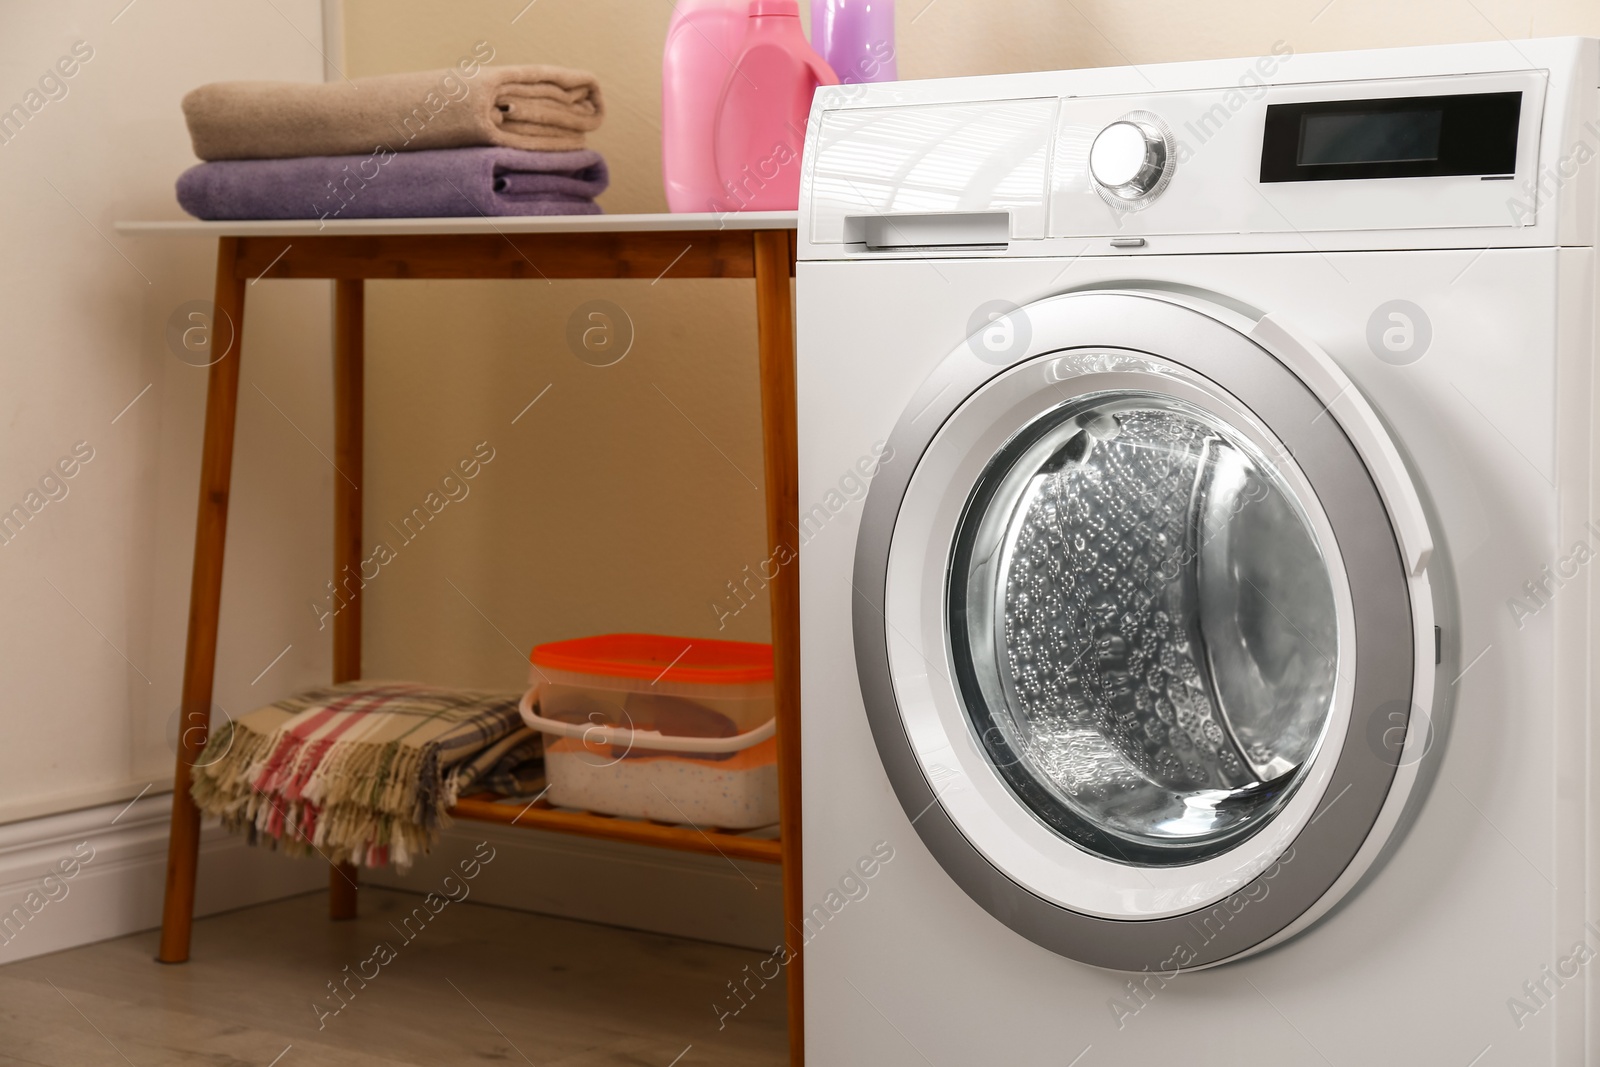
top-left (115, 211), bottom-right (799, 238)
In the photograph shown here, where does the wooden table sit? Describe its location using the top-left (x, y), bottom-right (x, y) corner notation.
top-left (120, 212), bottom-right (805, 1066)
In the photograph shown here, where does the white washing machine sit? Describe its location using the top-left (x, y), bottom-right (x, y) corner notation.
top-left (796, 38), bottom-right (1600, 1065)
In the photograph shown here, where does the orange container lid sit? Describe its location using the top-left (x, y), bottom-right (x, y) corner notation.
top-left (530, 633), bottom-right (774, 685)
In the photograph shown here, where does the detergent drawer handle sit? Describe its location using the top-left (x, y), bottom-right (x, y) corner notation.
top-left (846, 211), bottom-right (1011, 251)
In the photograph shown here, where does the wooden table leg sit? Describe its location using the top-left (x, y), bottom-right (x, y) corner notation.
top-left (157, 237), bottom-right (247, 963)
top-left (330, 278), bottom-right (364, 920)
top-left (753, 230), bottom-right (803, 1067)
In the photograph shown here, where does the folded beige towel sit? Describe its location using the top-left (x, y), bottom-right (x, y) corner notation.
top-left (183, 65), bottom-right (605, 161)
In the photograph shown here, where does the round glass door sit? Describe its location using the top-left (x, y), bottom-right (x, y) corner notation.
top-left (856, 289), bottom-right (1433, 965)
top-left (949, 390), bottom-right (1340, 867)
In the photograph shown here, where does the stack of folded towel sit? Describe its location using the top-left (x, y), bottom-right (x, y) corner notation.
top-left (176, 64), bottom-right (609, 220)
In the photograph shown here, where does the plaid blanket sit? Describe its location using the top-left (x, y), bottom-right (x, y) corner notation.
top-left (190, 682), bottom-right (541, 870)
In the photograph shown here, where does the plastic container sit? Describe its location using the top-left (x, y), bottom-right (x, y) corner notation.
top-left (662, 0), bottom-right (749, 213)
top-left (521, 634), bottom-right (779, 828)
top-left (712, 0), bottom-right (838, 212)
top-left (810, 0), bottom-right (897, 84)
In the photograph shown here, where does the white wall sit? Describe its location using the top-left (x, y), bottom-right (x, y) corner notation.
top-left (0, 0), bottom-right (335, 822)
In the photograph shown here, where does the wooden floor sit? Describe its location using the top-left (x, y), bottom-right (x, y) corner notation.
top-left (0, 888), bottom-right (788, 1066)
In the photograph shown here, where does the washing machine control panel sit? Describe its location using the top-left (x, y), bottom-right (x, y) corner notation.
top-left (801, 65), bottom-right (1549, 250)
top-left (1088, 115), bottom-right (1174, 207)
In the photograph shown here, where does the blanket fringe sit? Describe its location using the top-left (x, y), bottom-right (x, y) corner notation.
top-left (190, 716), bottom-right (465, 871)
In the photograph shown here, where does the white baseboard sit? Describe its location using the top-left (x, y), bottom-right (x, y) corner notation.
top-left (0, 793), bottom-right (780, 959)
top-left (0, 791), bottom-right (324, 965)
top-left (0, 794), bottom-right (785, 962)
top-left (364, 820), bottom-right (784, 951)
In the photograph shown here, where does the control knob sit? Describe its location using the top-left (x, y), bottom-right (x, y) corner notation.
top-left (1089, 115), bottom-right (1174, 206)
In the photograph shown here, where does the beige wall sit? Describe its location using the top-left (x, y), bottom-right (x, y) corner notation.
top-left (344, 1), bottom-right (774, 693)
top-left (0, 0), bottom-right (333, 822)
top-left (341, 0), bottom-right (1600, 693)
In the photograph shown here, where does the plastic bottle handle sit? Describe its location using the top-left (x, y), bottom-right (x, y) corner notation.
top-left (520, 686), bottom-right (776, 755)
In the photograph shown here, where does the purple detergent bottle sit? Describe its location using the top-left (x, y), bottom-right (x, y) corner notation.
top-left (810, 0), bottom-right (897, 83)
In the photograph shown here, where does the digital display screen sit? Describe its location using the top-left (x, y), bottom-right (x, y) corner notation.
top-left (1298, 109), bottom-right (1445, 167)
top-left (1261, 91), bottom-right (1520, 183)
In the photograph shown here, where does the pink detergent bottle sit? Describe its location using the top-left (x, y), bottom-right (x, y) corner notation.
top-left (712, 0), bottom-right (838, 212)
top-left (662, 0), bottom-right (748, 213)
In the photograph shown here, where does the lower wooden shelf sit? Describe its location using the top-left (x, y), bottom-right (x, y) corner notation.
top-left (448, 794), bottom-right (783, 865)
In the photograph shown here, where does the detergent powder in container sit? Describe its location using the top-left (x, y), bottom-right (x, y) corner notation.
top-left (521, 634), bottom-right (778, 828)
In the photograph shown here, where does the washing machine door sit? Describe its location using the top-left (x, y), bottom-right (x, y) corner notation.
top-left (854, 288), bottom-right (1437, 970)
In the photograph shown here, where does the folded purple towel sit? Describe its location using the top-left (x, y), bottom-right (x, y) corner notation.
top-left (175, 146), bottom-right (608, 220)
